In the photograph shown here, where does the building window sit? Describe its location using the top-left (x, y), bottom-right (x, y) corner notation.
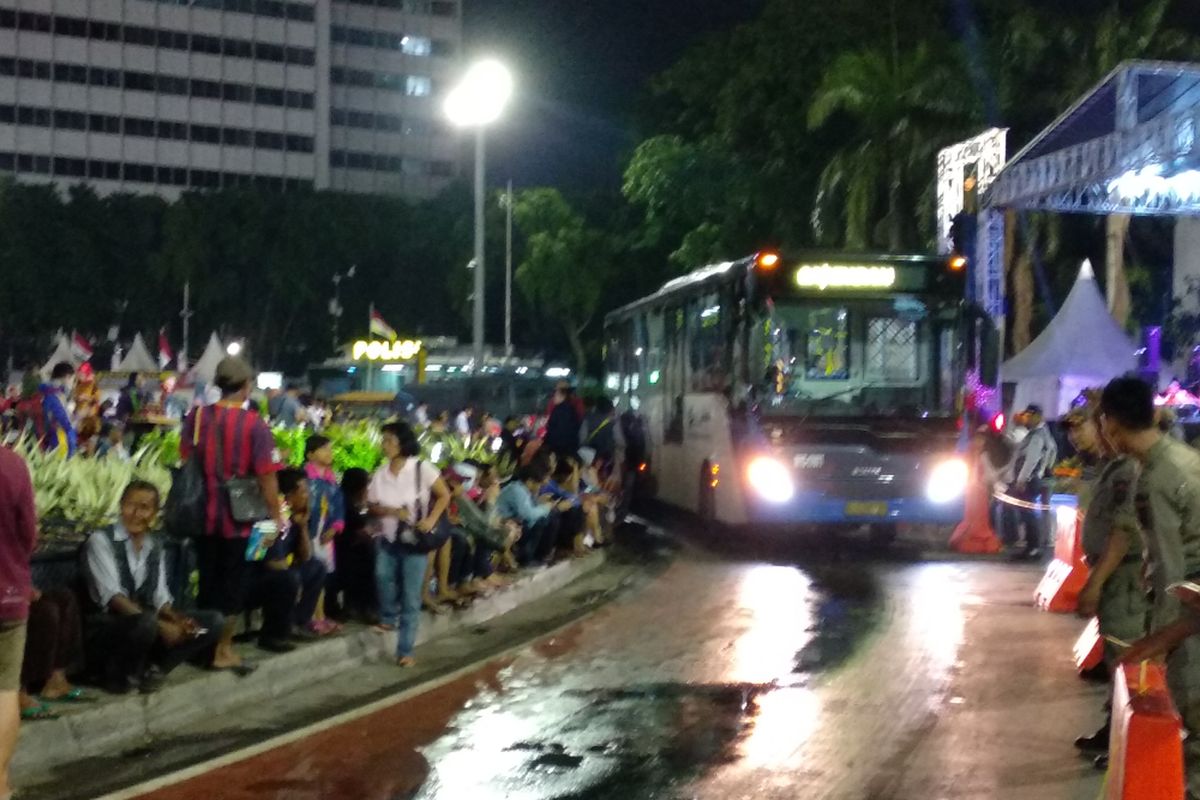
top-left (402, 36), bottom-right (431, 56)
top-left (406, 76), bottom-right (432, 96)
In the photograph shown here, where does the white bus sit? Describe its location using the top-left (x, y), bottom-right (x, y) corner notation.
top-left (604, 251), bottom-right (998, 532)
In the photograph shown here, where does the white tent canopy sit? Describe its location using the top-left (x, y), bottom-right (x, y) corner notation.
top-left (116, 333), bottom-right (159, 373)
top-left (190, 333), bottom-right (225, 384)
top-left (1001, 260), bottom-right (1138, 417)
top-left (39, 334), bottom-right (76, 378)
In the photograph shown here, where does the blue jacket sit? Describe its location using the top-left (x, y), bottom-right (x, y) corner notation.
top-left (304, 464), bottom-right (345, 543)
top-left (39, 384), bottom-right (76, 456)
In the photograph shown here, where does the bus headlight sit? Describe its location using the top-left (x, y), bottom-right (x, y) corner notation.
top-left (926, 458), bottom-right (968, 504)
top-left (747, 456), bottom-right (795, 504)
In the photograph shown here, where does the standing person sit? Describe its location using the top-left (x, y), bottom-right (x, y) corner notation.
top-left (82, 481), bottom-right (226, 692)
top-left (330, 468), bottom-right (377, 622)
top-left (115, 373), bottom-right (142, 424)
top-left (1061, 401), bottom-right (1149, 760)
top-left (179, 357), bottom-right (285, 674)
top-left (367, 421), bottom-right (451, 667)
top-left (39, 362), bottom-right (77, 456)
top-left (272, 385), bottom-right (305, 429)
top-left (303, 436), bottom-right (343, 634)
top-left (0, 443), bottom-right (36, 800)
top-left (1008, 404), bottom-right (1057, 559)
top-left (1099, 377), bottom-right (1200, 796)
top-left (412, 401), bottom-right (430, 427)
top-left (543, 385), bottom-right (583, 461)
top-left (453, 405), bottom-right (474, 438)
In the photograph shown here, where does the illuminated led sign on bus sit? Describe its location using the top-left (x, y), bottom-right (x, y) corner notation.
top-left (352, 339), bottom-right (423, 361)
top-left (795, 264), bottom-right (897, 290)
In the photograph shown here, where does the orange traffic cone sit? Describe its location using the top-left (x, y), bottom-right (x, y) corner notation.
top-left (1106, 661), bottom-right (1185, 799)
top-left (1034, 502), bottom-right (1089, 612)
top-left (949, 466), bottom-right (1002, 554)
top-left (1073, 617), bottom-right (1104, 674)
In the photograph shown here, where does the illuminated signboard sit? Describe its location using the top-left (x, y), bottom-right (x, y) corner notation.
top-left (352, 339), bottom-right (423, 361)
top-left (795, 264), bottom-right (897, 291)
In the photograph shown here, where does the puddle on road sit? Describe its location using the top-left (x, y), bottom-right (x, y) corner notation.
top-left (793, 566), bottom-right (883, 674)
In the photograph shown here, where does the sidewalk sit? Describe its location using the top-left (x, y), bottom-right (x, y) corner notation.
top-left (11, 551), bottom-right (609, 789)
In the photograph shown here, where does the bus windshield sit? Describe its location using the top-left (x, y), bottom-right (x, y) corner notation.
top-left (754, 296), bottom-right (960, 418)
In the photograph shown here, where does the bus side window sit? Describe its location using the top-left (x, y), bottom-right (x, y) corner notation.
top-left (663, 304), bottom-right (686, 443)
top-left (689, 293), bottom-right (727, 393)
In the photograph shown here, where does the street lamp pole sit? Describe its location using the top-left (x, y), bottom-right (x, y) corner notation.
top-left (472, 130), bottom-right (486, 369)
top-left (505, 179), bottom-right (513, 359)
top-left (444, 58), bottom-right (513, 373)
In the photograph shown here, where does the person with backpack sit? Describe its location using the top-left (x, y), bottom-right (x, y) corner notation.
top-left (367, 421), bottom-right (451, 667)
top-left (178, 357), bottom-right (285, 674)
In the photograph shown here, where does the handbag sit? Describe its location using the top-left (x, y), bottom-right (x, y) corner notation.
top-left (163, 411), bottom-right (207, 538)
top-left (213, 408), bottom-right (270, 524)
top-left (398, 461), bottom-right (448, 554)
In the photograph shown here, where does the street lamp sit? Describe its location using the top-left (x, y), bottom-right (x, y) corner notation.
top-left (226, 341), bottom-right (243, 357)
top-left (444, 58), bottom-right (514, 371)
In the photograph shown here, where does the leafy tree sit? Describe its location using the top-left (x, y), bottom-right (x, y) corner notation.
top-left (512, 189), bottom-right (610, 375)
top-left (807, 43), bottom-right (980, 250)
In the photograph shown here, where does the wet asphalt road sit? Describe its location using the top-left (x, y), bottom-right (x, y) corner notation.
top-left (129, 527), bottom-right (1106, 800)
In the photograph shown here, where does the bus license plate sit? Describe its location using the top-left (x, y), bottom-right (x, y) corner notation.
top-left (844, 501), bottom-right (889, 517)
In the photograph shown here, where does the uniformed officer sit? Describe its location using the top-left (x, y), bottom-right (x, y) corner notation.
top-left (1100, 377), bottom-right (1200, 797)
top-left (1062, 399), bottom-right (1149, 758)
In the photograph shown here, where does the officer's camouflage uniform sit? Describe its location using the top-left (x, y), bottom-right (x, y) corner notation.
top-left (1134, 436), bottom-right (1200, 798)
top-left (1080, 456), bottom-right (1149, 664)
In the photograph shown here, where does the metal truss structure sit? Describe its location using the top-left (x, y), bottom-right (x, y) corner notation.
top-left (979, 60), bottom-right (1200, 323)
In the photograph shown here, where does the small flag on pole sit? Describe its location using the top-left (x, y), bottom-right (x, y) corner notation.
top-left (158, 328), bottom-right (174, 369)
top-left (369, 307), bottom-right (397, 340)
top-left (70, 332), bottom-right (93, 362)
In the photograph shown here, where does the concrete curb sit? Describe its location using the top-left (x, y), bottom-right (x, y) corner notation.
top-left (13, 551), bottom-right (607, 777)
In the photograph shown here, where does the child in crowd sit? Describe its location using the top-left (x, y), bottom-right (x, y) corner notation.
top-left (303, 436), bottom-right (343, 634)
top-left (264, 469), bottom-right (329, 639)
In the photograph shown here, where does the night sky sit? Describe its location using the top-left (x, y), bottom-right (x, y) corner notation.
top-left (463, 0), bottom-right (766, 192)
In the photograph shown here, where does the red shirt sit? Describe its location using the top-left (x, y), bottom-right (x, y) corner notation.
top-left (0, 446), bottom-right (37, 622)
top-left (181, 404), bottom-right (282, 539)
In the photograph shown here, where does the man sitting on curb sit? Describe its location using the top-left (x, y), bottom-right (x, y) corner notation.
top-left (83, 481), bottom-right (225, 694)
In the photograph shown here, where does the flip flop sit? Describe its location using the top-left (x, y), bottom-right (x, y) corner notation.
top-left (42, 687), bottom-right (95, 703)
top-left (211, 663), bottom-right (258, 677)
top-left (21, 703), bottom-right (59, 721)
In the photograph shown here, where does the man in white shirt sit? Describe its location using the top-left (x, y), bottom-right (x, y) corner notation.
top-left (454, 405), bottom-right (474, 437)
top-left (1008, 405), bottom-right (1058, 559)
top-left (83, 481), bottom-right (225, 694)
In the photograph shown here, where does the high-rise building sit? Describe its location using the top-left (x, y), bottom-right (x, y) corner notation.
top-left (0, 0), bottom-right (461, 199)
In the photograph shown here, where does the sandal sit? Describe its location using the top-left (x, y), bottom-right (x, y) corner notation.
top-left (396, 656), bottom-right (416, 668)
top-left (42, 687), bottom-right (94, 703)
top-left (21, 703), bottom-right (59, 721)
top-left (372, 623), bottom-right (396, 633)
top-left (423, 602), bottom-right (450, 615)
top-left (211, 663), bottom-right (258, 677)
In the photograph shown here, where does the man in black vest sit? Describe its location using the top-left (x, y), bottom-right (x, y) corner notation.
top-left (83, 481), bottom-right (224, 694)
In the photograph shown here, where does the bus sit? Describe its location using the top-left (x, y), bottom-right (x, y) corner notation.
top-left (603, 251), bottom-right (997, 531)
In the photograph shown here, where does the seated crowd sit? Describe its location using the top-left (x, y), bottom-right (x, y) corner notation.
top-left (3, 359), bottom-right (622, 727)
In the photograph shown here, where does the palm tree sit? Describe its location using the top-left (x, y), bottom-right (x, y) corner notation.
top-left (807, 43), bottom-right (980, 251)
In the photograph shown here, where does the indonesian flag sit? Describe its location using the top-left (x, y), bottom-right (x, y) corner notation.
top-left (158, 328), bottom-right (174, 369)
top-left (369, 308), bottom-right (397, 340)
top-left (70, 332), bottom-right (93, 362)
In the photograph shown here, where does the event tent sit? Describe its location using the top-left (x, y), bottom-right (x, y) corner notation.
top-left (115, 333), bottom-right (159, 373)
top-left (1001, 260), bottom-right (1138, 416)
top-left (190, 333), bottom-right (225, 384)
top-left (39, 334), bottom-right (76, 378)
